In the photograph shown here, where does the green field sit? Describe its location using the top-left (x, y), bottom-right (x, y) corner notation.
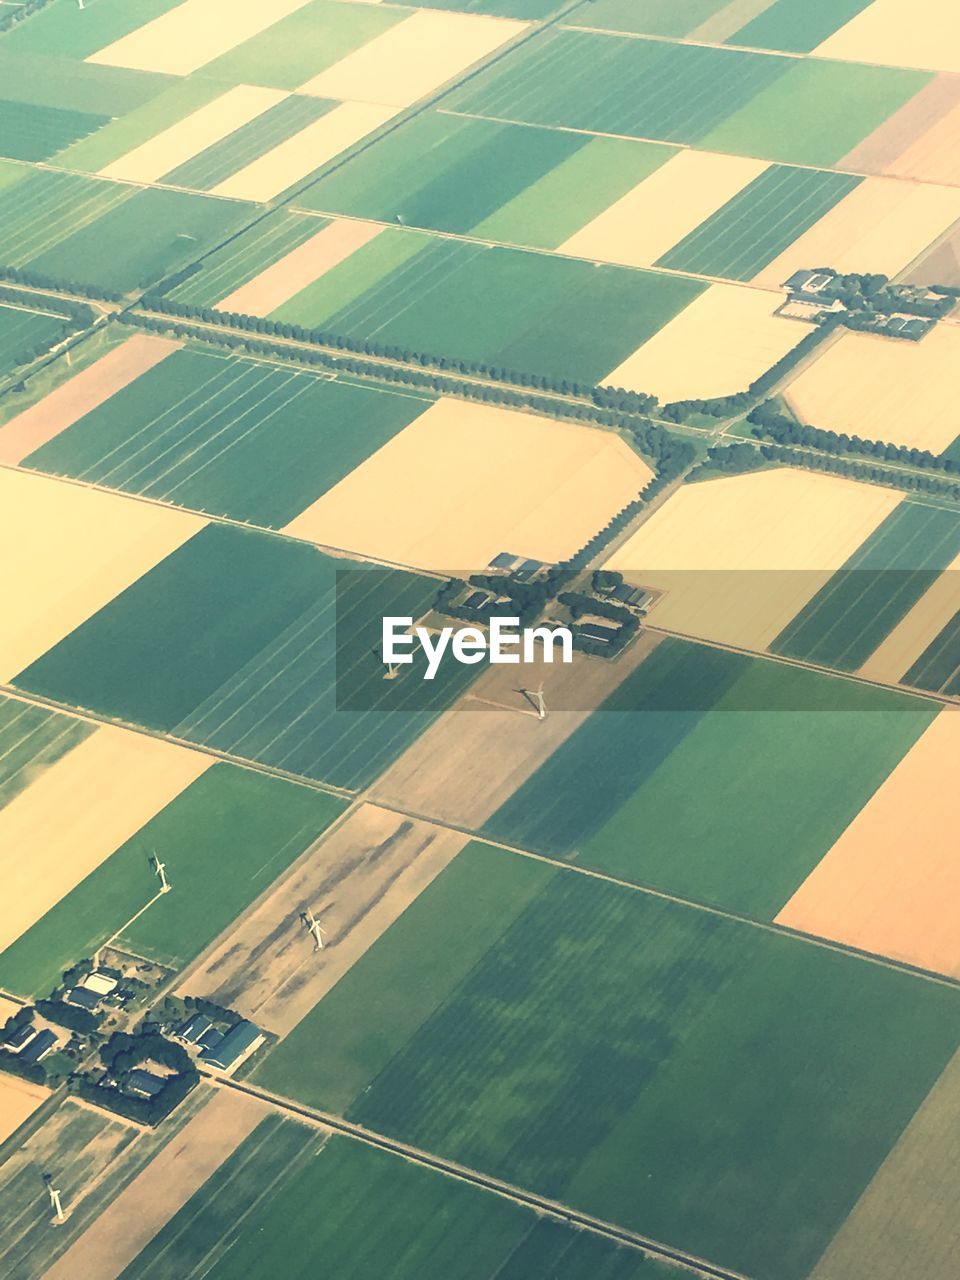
top-left (163, 96), bottom-right (335, 192)
top-left (200, 0), bottom-right (405, 89)
top-left (299, 111), bottom-right (673, 248)
top-left (167, 209), bottom-right (323, 307)
top-left (904, 608), bottom-right (960, 696)
top-left (26, 348), bottom-right (429, 526)
top-left (0, 696), bottom-right (91, 812)
top-left (256, 841), bottom-right (960, 1280)
top-left (572, 0), bottom-right (728, 36)
top-left (0, 49), bottom-right (170, 116)
top-left (450, 31), bottom-right (790, 143)
top-left (0, 169), bottom-right (130, 268)
top-left (0, 96), bottom-right (108, 162)
top-left (0, 0), bottom-right (182, 59)
top-left (701, 59), bottom-right (931, 166)
top-left (0, 763), bottom-right (344, 997)
top-left (118, 1119), bottom-right (674, 1280)
top-left (15, 524), bottom-right (473, 788)
top-left (0, 302), bottom-right (70, 374)
top-left (728, 0), bottom-right (874, 53)
top-left (275, 229), bottom-right (702, 384)
top-left (773, 502), bottom-right (960, 671)
top-left (657, 165), bottom-right (861, 280)
top-left (483, 638), bottom-right (934, 916)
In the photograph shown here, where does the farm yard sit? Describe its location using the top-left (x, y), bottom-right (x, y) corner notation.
top-left (0, 1), bottom-right (958, 1277)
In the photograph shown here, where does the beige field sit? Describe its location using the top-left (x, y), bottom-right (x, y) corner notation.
top-left (99, 85), bottom-right (287, 183)
top-left (0, 1075), bottom-right (48, 1145)
top-left (785, 325), bottom-right (960, 453)
top-left (776, 711), bottom-right (960, 977)
top-left (372, 637), bottom-right (660, 828)
top-left (88, 0), bottom-right (312, 76)
top-left (0, 995), bottom-right (21, 1021)
top-left (183, 805), bottom-right (467, 1037)
top-left (0, 336), bottom-right (179, 466)
top-left (217, 218), bottom-right (384, 315)
top-left (298, 10), bottom-right (525, 108)
top-left (809, 1048), bottom-right (960, 1280)
top-left (860, 554), bottom-right (960, 684)
top-left (605, 468), bottom-right (902, 649)
top-left (0, 469), bottom-right (204, 683)
top-left (212, 101), bottom-right (397, 202)
top-left (605, 283), bottom-right (809, 400)
top-left (883, 100), bottom-right (960, 185)
top-left (755, 178), bottom-right (960, 287)
top-left (0, 726), bottom-right (212, 954)
top-left (283, 397), bottom-right (654, 570)
top-left (840, 74), bottom-right (960, 181)
top-left (906, 225), bottom-right (960, 287)
top-left (814, 0), bottom-right (960, 74)
top-left (559, 150), bottom-right (767, 269)
top-left (42, 1089), bottom-right (271, 1280)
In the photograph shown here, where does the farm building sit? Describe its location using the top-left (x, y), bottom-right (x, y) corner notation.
top-left (65, 987), bottom-right (101, 1013)
top-left (4, 1024), bottom-right (36, 1053)
top-left (19, 1029), bottom-right (58, 1065)
top-left (177, 1013), bottom-right (214, 1045)
top-left (80, 972), bottom-right (118, 998)
top-left (125, 1069), bottom-right (166, 1100)
top-left (199, 1020), bottom-right (264, 1073)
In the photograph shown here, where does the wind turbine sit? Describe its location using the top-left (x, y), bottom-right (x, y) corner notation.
top-left (151, 852), bottom-right (171, 894)
top-left (530, 682), bottom-right (546, 720)
top-left (44, 1175), bottom-right (66, 1225)
top-left (301, 908), bottom-right (326, 952)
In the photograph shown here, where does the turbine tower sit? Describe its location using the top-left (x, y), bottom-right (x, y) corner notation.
top-left (44, 1175), bottom-right (66, 1225)
top-left (532, 681), bottom-right (546, 720)
top-left (301, 908), bottom-right (326, 952)
top-left (151, 852), bottom-right (171, 894)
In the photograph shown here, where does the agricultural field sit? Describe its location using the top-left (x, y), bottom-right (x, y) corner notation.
top-left (13, 521), bottom-right (473, 789)
top-left (0, 759), bottom-right (344, 998)
top-left (283, 397), bottom-right (654, 570)
top-left (723, 0), bottom-right (875, 54)
top-left (903, 608), bottom-right (960, 696)
top-left (482, 637), bottom-right (934, 917)
top-left (0, 302), bottom-right (71, 377)
top-left (784, 326), bottom-right (960, 455)
top-left (813, 0), bottom-right (960, 75)
top-left (772, 500), bottom-right (960, 672)
top-left (23, 346), bottom-right (432, 528)
top-left (254, 841), bottom-right (960, 1280)
top-left (0, 695), bottom-right (92, 810)
top-left (0, 1076), bottom-right (47, 1147)
top-left (604, 466), bottom-right (902, 650)
top-left (0, 96), bottom-right (109, 162)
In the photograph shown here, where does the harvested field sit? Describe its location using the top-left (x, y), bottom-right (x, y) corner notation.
top-left (371, 638), bottom-right (659, 828)
top-left (605, 467), bottom-right (901, 649)
top-left (0, 695), bottom-right (92, 813)
top-left (283, 397), bottom-right (654, 569)
top-left (42, 1088), bottom-right (270, 1280)
top-left (299, 10), bottom-right (526, 109)
top-left (814, 0), bottom-right (960, 75)
top-left (88, 0), bottom-right (313, 77)
top-left (785, 326), bottom-right (960, 455)
top-left (559, 149), bottom-right (767, 269)
top-left (217, 218), bottom-right (383, 314)
top-left (882, 100), bottom-right (960, 185)
top-left (27, 348), bottom-right (427, 528)
top-left (0, 467), bottom-right (205, 683)
top-left (839, 73), bottom-right (960, 181)
top-left (183, 804), bottom-right (467, 1036)
top-left (212, 101), bottom-right (398, 202)
top-left (0, 726), bottom-right (211, 957)
top-left (809, 1048), bottom-right (960, 1280)
top-left (98, 85), bottom-right (287, 183)
top-left (0, 1076), bottom-right (47, 1146)
top-left (861, 553), bottom-right (960, 684)
top-left (0, 335), bottom-right (179, 465)
top-left (256, 841), bottom-right (960, 1280)
top-left (605, 283), bottom-right (810, 401)
top-left (755, 177), bottom-right (960, 285)
top-left (776, 711), bottom-right (960, 977)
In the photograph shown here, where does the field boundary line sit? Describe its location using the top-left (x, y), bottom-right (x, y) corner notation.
top-left (206, 1072), bottom-right (748, 1280)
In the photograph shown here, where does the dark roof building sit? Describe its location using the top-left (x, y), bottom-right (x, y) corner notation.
top-left (5, 1023), bottom-right (37, 1052)
top-left (198, 1027), bottom-right (224, 1052)
top-left (177, 1013), bottom-right (214, 1045)
top-left (578, 621), bottom-right (621, 643)
top-left (19, 1029), bottom-right (58, 1064)
top-left (65, 987), bottom-right (101, 1012)
top-left (125, 1069), bottom-right (166, 1099)
top-left (200, 1020), bottom-right (264, 1072)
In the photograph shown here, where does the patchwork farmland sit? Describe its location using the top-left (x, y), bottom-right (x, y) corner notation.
top-left (0, 2), bottom-right (958, 1279)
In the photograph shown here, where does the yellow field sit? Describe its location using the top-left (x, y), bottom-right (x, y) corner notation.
top-left (99, 85), bottom-right (287, 183)
top-left (755, 178), bottom-right (960, 286)
top-left (212, 102), bottom-right (397, 202)
top-left (283, 397), bottom-right (654, 569)
top-left (605, 467), bottom-right (901, 648)
top-left (0, 726), bottom-right (212, 955)
top-left (0, 1076), bottom-right (48, 1145)
top-left (0, 468), bottom-right (205, 683)
top-left (886, 100), bottom-right (960, 185)
top-left (860, 553), bottom-right (960, 684)
top-left (776, 711), bottom-right (960, 976)
top-left (559, 151), bottom-right (767, 269)
top-left (785, 326), bottom-right (960, 454)
top-left (298, 10), bottom-right (525, 108)
top-left (815, 0), bottom-right (960, 74)
top-left (605, 283), bottom-right (809, 400)
top-left (0, 996), bottom-right (21, 1023)
top-left (217, 218), bottom-right (384, 315)
top-left (88, 0), bottom-right (312, 76)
